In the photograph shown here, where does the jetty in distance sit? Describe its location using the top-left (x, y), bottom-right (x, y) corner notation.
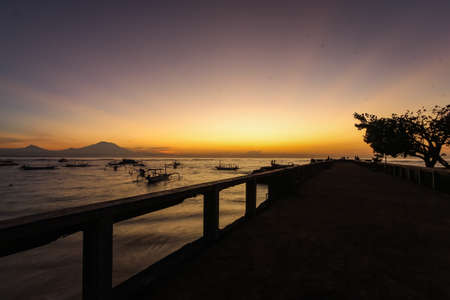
top-left (1, 160), bottom-right (449, 299)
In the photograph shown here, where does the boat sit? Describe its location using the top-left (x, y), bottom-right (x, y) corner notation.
top-left (0, 160), bottom-right (19, 167)
top-left (21, 165), bottom-right (57, 170)
top-left (58, 158), bottom-right (68, 163)
top-left (65, 163), bottom-right (90, 168)
top-left (270, 160), bottom-right (294, 168)
top-left (215, 161), bottom-right (239, 170)
top-left (121, 159), bottom-right (139, 165)
top-left (146, 169), bottom-right (171, 184)
top-left (107, 159), bottom-right (144, 167)
top-left (251, 160), bottom-right (294, 174)
top-left (144, 168), bottom-right (178, 184)
top-left (136, 167), bottom-right (179, 184)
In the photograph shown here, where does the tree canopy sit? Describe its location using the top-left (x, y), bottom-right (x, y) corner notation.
top-left (354, 105), bottom-right (449, 168)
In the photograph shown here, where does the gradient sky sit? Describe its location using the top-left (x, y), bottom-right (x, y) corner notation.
top-left (1, 0), bottom-right (449, 155)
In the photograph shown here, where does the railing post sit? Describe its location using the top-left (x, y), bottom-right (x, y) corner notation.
top-left (83, 217), bottom-right (113, 300)
top-left (268, 180), bottom-right (276, 201)
top-left (203, 189), bottom-right (219, 241)
top-left (268, 175), bottom-right (283, 201)
top-left (417, 169), bottom-right (422, 185)
top-left (245, 180), bottom-right (257, 218)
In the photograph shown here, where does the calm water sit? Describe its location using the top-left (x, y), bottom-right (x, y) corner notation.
top-left (0, 156), bottom-right (428, 299)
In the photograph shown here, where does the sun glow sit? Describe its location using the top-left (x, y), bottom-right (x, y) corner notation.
top-left (1, 2), bottom-right (449, 156)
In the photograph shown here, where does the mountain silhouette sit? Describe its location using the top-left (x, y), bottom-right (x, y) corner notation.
top-left (0, 141), bottom-right (133, 157)
top-left (61, 141), bottom-right (132, 156)
top-left (23, 145), bottom-right (50, 153)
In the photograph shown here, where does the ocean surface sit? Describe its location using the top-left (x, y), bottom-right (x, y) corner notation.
top-left (0, 156), bottom-right (428, 299)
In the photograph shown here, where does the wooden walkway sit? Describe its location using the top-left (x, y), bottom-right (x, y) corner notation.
top-left (137, 162), bottom-right (450, 300)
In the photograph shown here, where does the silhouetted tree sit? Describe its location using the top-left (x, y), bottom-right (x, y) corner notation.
top-left (354, 105), bottom-right (449, 168)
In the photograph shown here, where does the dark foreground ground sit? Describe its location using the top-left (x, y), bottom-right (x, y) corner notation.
top-left (138, 162), bottom-right (450, 300)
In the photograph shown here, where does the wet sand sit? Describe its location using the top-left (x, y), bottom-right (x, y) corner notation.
top-left (137, 161), bottom-right (450, 300)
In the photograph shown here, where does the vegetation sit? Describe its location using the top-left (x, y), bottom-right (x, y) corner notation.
top-left (354, 105), bottom-right (449, 168)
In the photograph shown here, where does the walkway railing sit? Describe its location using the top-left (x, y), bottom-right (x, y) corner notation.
top-left (354, 161), bottom-right (450, 193)
top-left (0, 161), bottom-right (332, 300)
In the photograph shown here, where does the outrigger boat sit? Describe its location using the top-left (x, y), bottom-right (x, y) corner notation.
top-left (21, 165), bottom-right (57, 170)
top-left (270, 160), bottom-right (294, 168)
top-left (65, 162), bottom-right (90, 168)
top-left (215, 161), bottom-right (239, 170)
top-left (146, 168), bottom-right (171, 184)
top-left (0, 160), bottom-right (19, 167)
top-left (107, 159), bottom-right (145, 168)
top-left (251, 160), bottom-right (294, 174)
top-left (137, 167), bottom-right (180, 184)
top-left (310, 156), bottom-right (332, 164)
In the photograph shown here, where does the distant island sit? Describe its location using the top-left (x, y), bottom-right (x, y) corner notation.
top-left (0, 141), bottom-right (141, 157)
top-left (0, 141), bottom-right (350, 158)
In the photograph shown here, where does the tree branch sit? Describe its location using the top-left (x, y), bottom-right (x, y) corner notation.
top-left (438, 156), bottom-right (449, 169)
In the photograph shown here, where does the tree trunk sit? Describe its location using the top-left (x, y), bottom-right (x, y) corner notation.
top-left (423, 156), bottom-right (435, 168)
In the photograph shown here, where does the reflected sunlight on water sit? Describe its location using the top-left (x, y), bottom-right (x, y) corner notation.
top-left (0, 157), bottom-right (305, 299)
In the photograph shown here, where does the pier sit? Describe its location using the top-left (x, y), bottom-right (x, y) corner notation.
top-left (1, 161), bottom-right (449, 299)
top-left (137, 162), bottom-right (450, 299)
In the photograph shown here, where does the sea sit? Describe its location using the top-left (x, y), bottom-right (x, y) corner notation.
top-left (0, 156), bottom-right (429, 299)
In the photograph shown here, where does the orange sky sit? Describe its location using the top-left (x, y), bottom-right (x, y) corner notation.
top-left (1, 2), bottom-right (449, 156)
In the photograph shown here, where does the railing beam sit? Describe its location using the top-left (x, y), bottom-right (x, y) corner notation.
top-left (83, 218), bottom-right (113, 300)
top-left (245, 180), bottom-right (257, 217)
top-left (203, 189), bottom-right (219, 241)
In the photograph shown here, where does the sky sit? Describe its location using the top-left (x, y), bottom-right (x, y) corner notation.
top-left (1, 0), bottom-right (449, 156)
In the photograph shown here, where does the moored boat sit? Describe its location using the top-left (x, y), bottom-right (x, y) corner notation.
top-left (137, 167), bottom-right (179, 184)
top-left (21, 165), bottom-right (57, 170)
top-left (215, 161), bottom-right (239, 170)
top-left (65, 163), bottom-right (90, 168)
top-left (107, 159), bottom-right (144, 167)
top-left (0, 160), bottom-right (19, 167)
top-left (251, 160), bottom-right (294, 174)
top-left (146, 172), bottom-right (171, 184)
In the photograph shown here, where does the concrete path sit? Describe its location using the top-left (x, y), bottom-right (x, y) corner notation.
top-left (137, 162), bottom-right (450, 300)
